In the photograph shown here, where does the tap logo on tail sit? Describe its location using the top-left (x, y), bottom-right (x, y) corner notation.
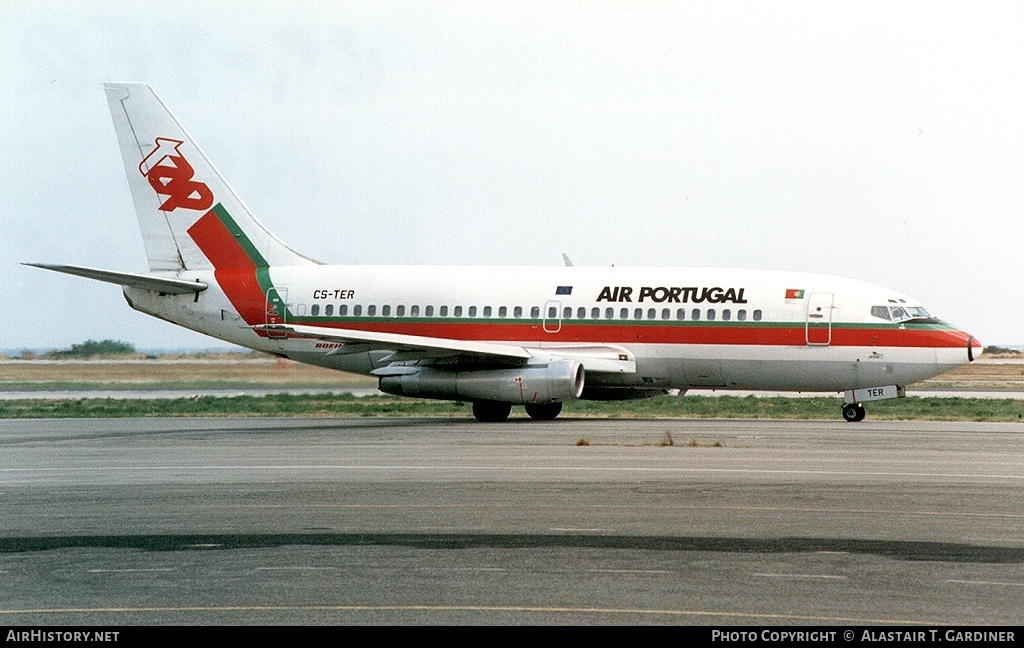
top-left (139, 137), bottom-right (214, 212)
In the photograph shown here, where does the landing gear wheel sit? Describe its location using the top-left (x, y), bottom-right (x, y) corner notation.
top-left (524, 402), bottom-right (562, 421)
top-left (842, 402), bottom-right (866, 423)
top-left (472, 401), bottom-right (512, 422)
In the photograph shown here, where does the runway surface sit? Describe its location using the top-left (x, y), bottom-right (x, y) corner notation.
top-left (0, 416), bottom-right (1021, 625)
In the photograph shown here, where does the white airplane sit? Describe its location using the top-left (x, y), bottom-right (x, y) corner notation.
top-left (29, 83), bottom-right (981, 423)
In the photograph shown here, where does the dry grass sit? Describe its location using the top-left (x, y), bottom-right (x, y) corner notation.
top-left (0, 355), bottom-right (1020, 391)
top-left (0, 355), bottom-right (375, 388)
top-left (919, 359), bottom-right (1024, 390)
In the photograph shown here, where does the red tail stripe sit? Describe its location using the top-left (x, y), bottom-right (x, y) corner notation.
top-left (188, 209), bottom-right (254, 270)
top-left (188, 209), bottom-right (265, 324)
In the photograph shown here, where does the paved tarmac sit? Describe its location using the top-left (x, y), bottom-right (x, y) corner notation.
top-left (0, 417), bottom-right (1021, 625)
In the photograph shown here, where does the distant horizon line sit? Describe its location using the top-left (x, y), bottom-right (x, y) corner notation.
top-left (1, 345), bottom-right (248, 355)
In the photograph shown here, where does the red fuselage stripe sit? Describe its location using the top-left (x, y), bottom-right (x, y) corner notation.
top-left (288, 319), bottom-right (975, 348)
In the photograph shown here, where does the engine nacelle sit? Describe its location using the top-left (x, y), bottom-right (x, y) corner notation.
top-left (379, 361), bottom-right (585, 404)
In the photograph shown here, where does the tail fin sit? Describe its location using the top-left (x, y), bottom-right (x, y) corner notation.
top-left (104, 83), bottom-right (316, 272)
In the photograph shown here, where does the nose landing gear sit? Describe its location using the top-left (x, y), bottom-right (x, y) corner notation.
top-left (842, 385), bottom-right (904, 422)
top-left (842, 402), bottom-right (866, 422)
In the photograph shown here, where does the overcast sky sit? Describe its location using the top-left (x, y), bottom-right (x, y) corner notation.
top-left (2, 0), bottom-right (1022, 350)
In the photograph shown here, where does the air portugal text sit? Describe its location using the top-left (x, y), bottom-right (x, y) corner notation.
top-left (596, 286), bottom-right (748, 304)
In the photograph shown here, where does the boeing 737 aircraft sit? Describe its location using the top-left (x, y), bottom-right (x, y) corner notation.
top-left (29, 83), bottom-right (981, 422)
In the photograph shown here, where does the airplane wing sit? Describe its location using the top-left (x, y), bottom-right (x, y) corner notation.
top-left (253, 323), bottom-right (636, 374)
top-left (260, 323), bottom-right (532, 361)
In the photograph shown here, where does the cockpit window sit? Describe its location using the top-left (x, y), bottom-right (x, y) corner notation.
top-left (871, 305), bottom-right (932, 322)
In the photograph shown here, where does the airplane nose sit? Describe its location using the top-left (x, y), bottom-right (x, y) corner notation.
top-left (967, 335), bottom-right (981, 362)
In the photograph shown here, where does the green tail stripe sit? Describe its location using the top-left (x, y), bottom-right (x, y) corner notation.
top-left (211, 203), bottom-right (270, 268)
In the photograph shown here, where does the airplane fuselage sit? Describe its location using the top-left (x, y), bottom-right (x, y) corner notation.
top-left (124, 263), bottom-right (975, 396)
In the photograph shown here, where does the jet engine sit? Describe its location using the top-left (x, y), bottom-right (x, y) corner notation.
top-left (378, 360), bottom-right (585, 404)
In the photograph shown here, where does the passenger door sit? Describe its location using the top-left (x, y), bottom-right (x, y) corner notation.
top-left (805, 292), bottom-right (833, 346)
top-left (265, 287), bottom-right (289, 339)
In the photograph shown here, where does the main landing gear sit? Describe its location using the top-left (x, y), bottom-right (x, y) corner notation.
top-left (471, 401), bottom-right (563, 422)
top-left (842, 402), bottom-right (866, 423)
top-left (472, 401), bottom-right (512, 422)
top-left (524, 402), bottom-right (562, 421)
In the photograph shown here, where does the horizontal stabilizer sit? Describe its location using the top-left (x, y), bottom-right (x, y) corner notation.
top-left (24, 263), bottom-right (207, 294)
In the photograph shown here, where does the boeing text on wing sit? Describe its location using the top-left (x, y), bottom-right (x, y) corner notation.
top-left (28, 83), bottom-right (981, 423)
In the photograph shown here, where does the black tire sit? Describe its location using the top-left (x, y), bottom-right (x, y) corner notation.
top-left (842, 403), bottom-right (866, 423)
top-left (472, 401), bottom-right (512, 422)
top-left (524, 402), bottom-right (562, 421)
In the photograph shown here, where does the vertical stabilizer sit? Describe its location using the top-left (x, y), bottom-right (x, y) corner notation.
top-left (105, 83), bottom-right (315, 272)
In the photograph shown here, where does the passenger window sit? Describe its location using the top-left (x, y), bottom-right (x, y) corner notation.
top-left (548, 306), bottom-right (557, 318)
top-left (499, 306), bottom-right (507, 317)
top-left (440, 305), bottom-right (449, 317)
top-left (514, 306), bottom-right (523, 318)
top-left (367, 305), bottom-right (376, 316)
top-left (647, 308), bottom-right (656, 319)
top-left (531, 306), bottom-right (540, 318)
top-left (564, 307), bottom-right (572, 319)
top-left (353, 305), bottom-right (362, 316)
top-left (425, 305), bottom-right (433, 317)
top-left (722, 309), bottom-right (731, 321)
top-left (634, 308), bottom-right (643, 319)
top-left (381, 305), bottom-right (391, 317)
top-left (325, 304), bottom-right (334, 316)
top-left (469, 306), bottom-right (477, 317)
top-left (737, 309), bottom-right (746, 321)
top-left (311, 304), bottom-right (320, 316)
top-left (454, 306), bottom-right (463, 317)
top-left (339, 305), bottom-right (348, 316)
top-left (661, 309), bottom-right (670, 320)
top-left (676, 308), bottom-right (685, 320)
top-left (410, 305), bottom-right (419, 316)
top-left (577, 307), bottom-right (586, 319)
top-left (753, 310), bottom-right (762, 321)
top-left (396, 305), bottom-right (405, 317)
top-left (707, 309), bottom-right (716, 321)
top-left (483, 306), bottom-right (492, 317)
top-left (605, 307), bottom-right (614, 319)
top-left (691, 309), bottom-right (700, 321)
